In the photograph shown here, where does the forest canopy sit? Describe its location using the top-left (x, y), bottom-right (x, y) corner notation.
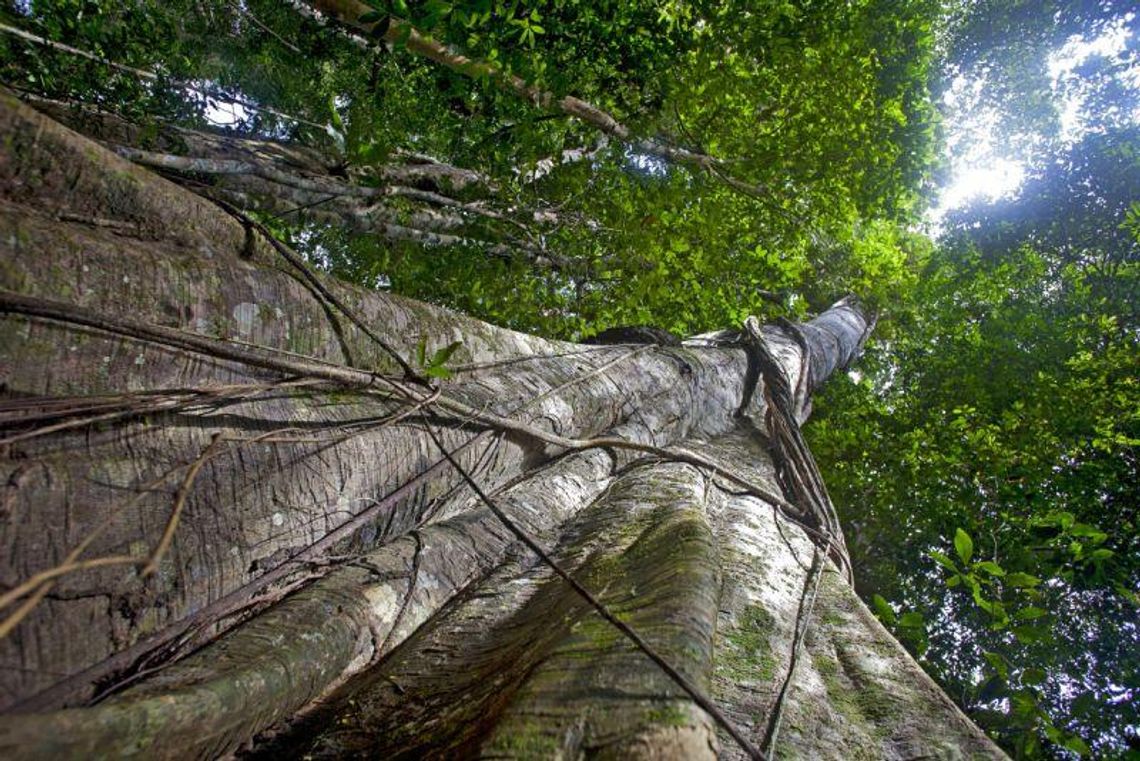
top-left (0, 0), bottom-right (1136, 757)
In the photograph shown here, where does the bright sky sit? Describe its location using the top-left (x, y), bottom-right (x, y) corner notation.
top-left (203, 95), bottom-right (251, 127)
top-left (1049, 13), bottom-right (1140, 139)
top-left (926, 12), bottom-right (1138, 230)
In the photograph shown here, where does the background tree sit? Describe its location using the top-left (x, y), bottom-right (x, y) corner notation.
top-left (810, 14), bottom-right (1140, 755)
top-left (1, 0), bottom-right (940, 333)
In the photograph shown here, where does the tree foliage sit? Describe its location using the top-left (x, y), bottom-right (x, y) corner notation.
top-left (812, 125), bottom-right (1139, 760)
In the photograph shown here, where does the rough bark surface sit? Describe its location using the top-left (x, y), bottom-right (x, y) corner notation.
top-left (0, 94), bottom-right (1003, 759)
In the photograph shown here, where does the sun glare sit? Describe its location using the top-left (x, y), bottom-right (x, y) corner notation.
top-left (927, 12), bottom-right (1138, 230)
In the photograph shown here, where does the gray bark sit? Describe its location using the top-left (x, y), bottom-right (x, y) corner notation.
top-left (0, 93), bottom-right (1003, 759)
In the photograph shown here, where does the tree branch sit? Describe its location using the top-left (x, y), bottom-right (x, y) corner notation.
top-left (227, 0), bottom-right (302, 53)
top-left (294, 0), bottom-right (766, 194)
top-left (0, 22), bottom-right (326, 130)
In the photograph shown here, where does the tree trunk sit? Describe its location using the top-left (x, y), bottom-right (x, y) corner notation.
top-left (0, 93), bottom-right (1002, 759)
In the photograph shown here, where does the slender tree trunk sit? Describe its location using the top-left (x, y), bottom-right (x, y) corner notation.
top-left (0, 93), bottom-right (1002, 759)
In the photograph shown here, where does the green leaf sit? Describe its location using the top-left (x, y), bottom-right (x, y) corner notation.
top-left (975, 560), bottom-right (1005, 577)
top-left (1116, 584), bottom-right (1140, 606)
top-left (971, 586), bottom-right (1006, 620)
top-left (871, 594), bottom-right (896, 626)
top-left (428, 340), bottom-right (463, 369)
top-left (1013, 606), bottom-right (1047, 621)
top-left (326, 94), bottom-right (345, 135)
top-left (954, 528), bottom-right (974, 564)
top-left (983, 651), bottom-right (1009, 680)
top-left (1021, 667), bottom-right (1046, 686)
top-left (1069, 523), bottom-right (1106, 541)
top-left (899, 611), bottom-right (924, 628)
top-left (1012, 625), bottom-right (1044, 644)
top-left (1030, 510), bottom-right (1074, 529)
top-left (930, 550), bottom-right (958, 572)
top-left (978, 674), bottom-right (1006, 702)
top-left (1005, 572), bottom-right (1041, 588)
top-left (357, 9), bottom-right (385, 23)
top-left (416, 338), bottom-right (427, 368)
top-left (1011, 691), bottom-right (1041, 719)
top-left (1061, 736), bottom-right (1090, 757)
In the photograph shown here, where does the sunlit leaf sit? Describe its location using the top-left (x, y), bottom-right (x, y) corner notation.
top-left (954, 528), bottom-right (974, 565)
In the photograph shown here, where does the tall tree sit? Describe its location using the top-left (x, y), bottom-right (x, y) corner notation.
top-left (0, 93), bottom-right (1005, 758)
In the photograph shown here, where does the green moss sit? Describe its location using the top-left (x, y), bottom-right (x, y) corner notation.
top-left (623, 515), bottom-right (709, 574)
top-left (821, 609), bottom-right (847, 627)
top-left (718, 604), bottom-right (778, 683)
top-left (812, 669), bottom-right (885, 760)
top-left (492, 719), bottom-right (562, 756)
top-left (816, 647), bottom-right (895, 743)
top-left (110, 167), bottom-right (142, 186)
top-left (819, 672), bottom-right (867, 739)
top-left (0, 250), bottom-right (29, 292)
top-left (567, 608), bottom-right (623, 652)
top-left (646, 703), bottom-right (693, 728)
top-left (258, 302), bottom-right (279, 321)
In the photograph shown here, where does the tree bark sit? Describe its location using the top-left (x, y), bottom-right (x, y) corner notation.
top-left (0, 93), bottom-right (1002, 759)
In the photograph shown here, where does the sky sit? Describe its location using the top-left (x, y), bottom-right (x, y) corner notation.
top-left (926, 11), bottom-right (1138, 230)
top-left (202, 94), bottom-right (251, 127)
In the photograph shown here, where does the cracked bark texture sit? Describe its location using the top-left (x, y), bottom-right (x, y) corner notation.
top-left (0, 94), bottom-right (1003, 759)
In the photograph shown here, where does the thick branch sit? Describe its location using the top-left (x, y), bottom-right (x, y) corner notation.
top-left (28, 95), bottom-right (494, 195)
top-left (109, 144), bottom-right (563, 267)
top-left (24, 98), bottom-right (564, 267)
top-left (518, 136), bottom-right (610, 184)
